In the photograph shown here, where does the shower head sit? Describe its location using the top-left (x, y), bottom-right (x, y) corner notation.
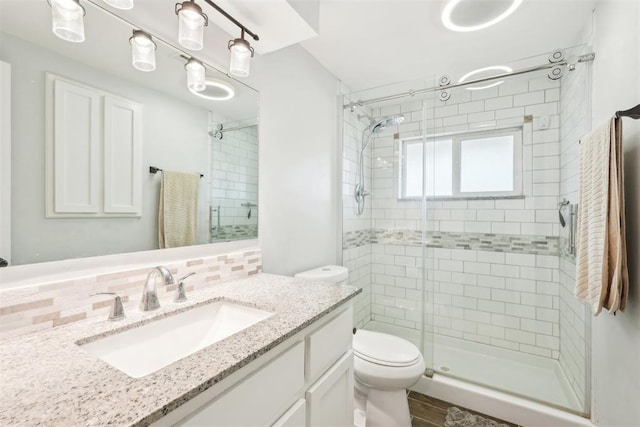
top-left (369, 114), bottom-right (405, 134)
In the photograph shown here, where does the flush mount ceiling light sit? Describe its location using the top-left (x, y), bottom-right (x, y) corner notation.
top-left (188, 78), bottom-right (235, 101)
top-left (103, 0), bottom-right (133, 10)
top-left (185, 57), bottom-right (206, 92)
top-left (175, 1), bottom-right (208, 51)
top-left (458, 65), bottom-right (513, 90)
top-left (441, 0), bottom-right (523, 32)
top-left (49, 0), bottom-right (86, 43)
top-left (228, 29), bottom-right (255, 77)
top-left (129, 30), bottom-right (156, 72)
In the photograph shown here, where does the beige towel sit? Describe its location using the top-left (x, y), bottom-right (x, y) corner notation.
top-left (575, 118), bottom-right (629, 315)
top-left (158, 170), bottom-right (200, 249)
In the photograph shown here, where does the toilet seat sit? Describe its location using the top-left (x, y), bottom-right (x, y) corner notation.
top-left (353, 330), bottom-right (421, 367)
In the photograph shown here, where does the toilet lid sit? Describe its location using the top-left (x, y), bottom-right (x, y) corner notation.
top-left (353, 330), bottom-right (421, 367)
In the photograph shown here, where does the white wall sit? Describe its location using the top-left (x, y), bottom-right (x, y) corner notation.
top-left (0, 61), bottom-right (11, 266)
top-left (2, 33), bottom-right (210, 265)
top-left (254, 44), bottom-right (340, 276)
top-left (590, 1), bottom-right (640, 425)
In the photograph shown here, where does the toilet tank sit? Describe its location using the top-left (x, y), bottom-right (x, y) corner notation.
top-left (294, 265), bottom-right (349, 286)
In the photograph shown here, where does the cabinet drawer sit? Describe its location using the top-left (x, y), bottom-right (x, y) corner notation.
top-left (272, 399), bottom-right (306, 427)
top-left (306, 350), bottom-right (354, 427)
top-left (180, 341), bottom-right (304, 426)
top-left (305, 306), bottom-right (353, 383)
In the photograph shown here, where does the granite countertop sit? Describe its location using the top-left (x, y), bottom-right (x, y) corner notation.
top-left (0, 273), bottom-right (360, 426)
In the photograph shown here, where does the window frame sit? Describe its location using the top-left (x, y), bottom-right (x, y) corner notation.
top-left (399, 127), bottom-right (524, 200)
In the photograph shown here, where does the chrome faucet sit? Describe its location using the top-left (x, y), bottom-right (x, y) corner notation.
top-left (140, 266), bottom-right (176, 311)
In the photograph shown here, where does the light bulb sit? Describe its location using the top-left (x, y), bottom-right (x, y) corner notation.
top-left (185, 58), bottom-right (206, 92)
top-left (176, 1), bottom-right (207, 51)
top-left (130, 30), bottom-right (156, 72)
top-left (228, 37), bottom-right (253, 78)
top-left (50, 0), bottom-right (85, 43)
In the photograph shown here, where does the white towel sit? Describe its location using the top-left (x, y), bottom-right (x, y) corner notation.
top-left (575, 118), bottom-right (629, 315)
top-left (158, 170), bottom-right (200, 249)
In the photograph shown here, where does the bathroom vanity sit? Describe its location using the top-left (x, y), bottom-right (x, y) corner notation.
top-left (0, 274), bottom-right (360, 426)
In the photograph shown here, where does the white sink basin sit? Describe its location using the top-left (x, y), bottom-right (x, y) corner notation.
top-left (80, 300), bottom-right (274, 378)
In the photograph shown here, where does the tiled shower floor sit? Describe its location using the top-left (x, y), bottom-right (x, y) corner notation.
top-left (365, 321), bottom-right (583, 413)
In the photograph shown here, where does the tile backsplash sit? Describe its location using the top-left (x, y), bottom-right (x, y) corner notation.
top-left (0, 249), bottom-right (262, 339)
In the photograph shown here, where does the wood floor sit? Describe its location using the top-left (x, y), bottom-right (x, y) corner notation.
top-left (408, 391), bottom-right (520, 427)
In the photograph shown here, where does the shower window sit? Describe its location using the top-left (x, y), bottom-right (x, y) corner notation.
top-left (399, 127), bottom-right (522, 199)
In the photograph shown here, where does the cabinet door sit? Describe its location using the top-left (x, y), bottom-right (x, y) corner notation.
top-left (272, 399), bottom-right (306, 427)
top-left (180, 341), bottom-right (304, 427)
top-left (306, 351), bottom-right (354, 427)
top-left (52, 79), bottom-right (100, 214)
top-left (103, 95), bottom-right (142, 215)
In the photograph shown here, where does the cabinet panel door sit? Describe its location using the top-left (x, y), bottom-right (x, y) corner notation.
top-left (305, 306), bottom-right (352, 383)
top-left (272, 399), bottom-right (306, 427)
top-left (103, 95), bottom-right (142, 214)
top-left (306, 351), bottom-right (354, 427)
top-left (181, 341), bottom-right (304, 427)
top-left (53, 79), bottom-right (100, 213)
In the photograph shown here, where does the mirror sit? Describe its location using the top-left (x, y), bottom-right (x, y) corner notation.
top-left (0, 0), bottom-right (259, 266)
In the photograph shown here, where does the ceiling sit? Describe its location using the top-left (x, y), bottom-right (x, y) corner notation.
top-left (301, 0), bottom-right (597, 92)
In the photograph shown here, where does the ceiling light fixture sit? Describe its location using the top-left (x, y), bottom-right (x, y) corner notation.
top-left (185, 58), bottom-right (206, 92)
top-left (189, 78), bottom-right (235, 101)
top-left (458, 65), bottom-right (513, 90)
top-left (175, 1), bottom-right (208, 51)
top-left (103, 0), bottom-right (133, 10)
top-left (228, 29), bottom-right (255, 78)
top-left (129, 30), bottom-right (156, 72)
top-left (441, 0), bottom-right (523, 32)
top-left (49, 0), bottom-right (86, 43)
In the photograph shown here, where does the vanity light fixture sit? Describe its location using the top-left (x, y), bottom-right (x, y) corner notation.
top-left (185, 58), bottom-right (206, 92)
top-left (228, 29), bottom-right (255, 78)
top-left (49, 0), bottom-right (86, 43)
top-left (129, 30), bottom-right (157, 72)
top-left (189, 78), bottom-right (235, 101)
top-left (103, 0), bottom-right (133, 10)
top-left (441, 0), bottom-right (523, 32)
top-left (458, 65), bottom-right (513, 90)
top-left (175, 0), bottom-right (208, 51)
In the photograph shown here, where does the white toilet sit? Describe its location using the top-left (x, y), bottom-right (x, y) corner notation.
top-left (295, 265), bottom-right (425, 427)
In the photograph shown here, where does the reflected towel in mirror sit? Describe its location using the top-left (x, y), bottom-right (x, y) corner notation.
top-left (158, 170), bottom-right (200, 249)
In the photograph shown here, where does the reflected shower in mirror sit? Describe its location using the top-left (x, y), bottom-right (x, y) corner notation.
top-left (0, 0), bottom-right (259, 266)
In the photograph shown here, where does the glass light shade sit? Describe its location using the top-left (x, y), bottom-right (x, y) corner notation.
top-left (185, 58), bottom-right (206, 92)
top-left (51, 0), bottom-right (85, 43)
top-left (103, 0), bottom-right (133, 10)
top-left (130, 31), bottom-right (156, 72)
top-left (229, 39), bottom-right (253, 77)
top-left (177, 2), bottom-right (206, 51)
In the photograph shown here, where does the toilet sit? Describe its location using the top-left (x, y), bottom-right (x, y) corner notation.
top-left (295, 265), bottom-right (425, 427)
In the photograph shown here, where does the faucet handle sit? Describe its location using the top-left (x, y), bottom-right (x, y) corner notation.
top-left (174, 272), bottom-right (195, 303)
top-left (90, 292), bottom-right (125, 321)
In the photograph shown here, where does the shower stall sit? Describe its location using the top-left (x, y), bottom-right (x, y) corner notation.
top-left (341, 46), bottom-right (592, 418)
top-left (209, 120), bottom-right (259, 242)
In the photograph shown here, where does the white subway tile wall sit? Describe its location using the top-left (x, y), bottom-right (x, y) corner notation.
top-left (210, 122), bottom-right (258, 241)
top-left (558, 57), bottom-right (591, 406)
top-left (342, 100), bottom-right (374, 328)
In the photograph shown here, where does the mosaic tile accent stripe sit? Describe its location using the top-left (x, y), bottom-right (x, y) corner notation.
top-left (344, 228), bottom-right (559, 256)
top-left (0, 249), bottom-right (262, 339)
top-left (211, 225), bottom-right (258, 241)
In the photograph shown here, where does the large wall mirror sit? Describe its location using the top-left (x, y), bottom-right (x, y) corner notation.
top-left (0, 0), bottom-right (259, 267)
